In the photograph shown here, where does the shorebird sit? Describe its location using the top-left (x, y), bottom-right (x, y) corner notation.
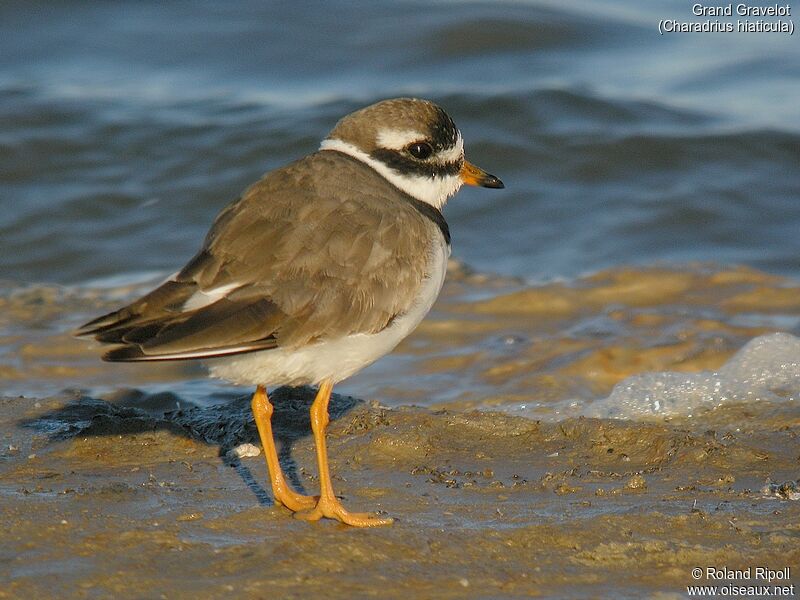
top-left (77, 98), bottom-right (503, 526)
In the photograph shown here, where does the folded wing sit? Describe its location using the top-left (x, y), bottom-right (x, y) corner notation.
top-left (77, 151), bottom-right (437, 362)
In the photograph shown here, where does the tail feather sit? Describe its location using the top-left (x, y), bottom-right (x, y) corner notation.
top-left (77, 278), bottom-right (284, 362)
top-left (74, 310), bottom-right (136, 337)
top-left (75, 279), bottom-right (197, 338)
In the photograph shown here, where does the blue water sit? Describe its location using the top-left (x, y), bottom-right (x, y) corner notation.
top-left (1, 0), bottom-right (798, 285)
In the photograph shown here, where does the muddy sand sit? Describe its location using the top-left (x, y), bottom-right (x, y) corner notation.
top-left (1, 265), bottom-right (799, 598)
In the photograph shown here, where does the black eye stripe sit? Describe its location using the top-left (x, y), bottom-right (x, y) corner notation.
top-left (371, 148), bottom-right (462, 178)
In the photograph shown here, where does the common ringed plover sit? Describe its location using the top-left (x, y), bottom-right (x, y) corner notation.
top-left (78, 97), bottom-right (504, 527)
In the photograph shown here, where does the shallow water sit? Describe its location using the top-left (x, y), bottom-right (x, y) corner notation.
top-left (2, 1), bottom-right (799, 286)
top-left (3, 263), bottom-right (799, 423)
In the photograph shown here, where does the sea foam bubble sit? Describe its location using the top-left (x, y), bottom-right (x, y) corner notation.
top-left (587, 332), bottom-right (800, 419)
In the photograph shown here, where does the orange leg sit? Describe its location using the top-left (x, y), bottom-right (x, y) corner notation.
top-left (251, 385), bottom-right (317, 512)
top-left (294, 379), bottom-right (393, 527)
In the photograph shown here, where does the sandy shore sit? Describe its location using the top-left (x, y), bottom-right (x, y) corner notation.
top-left (2, 390), bottom-right (798, 598)
top-left (2, 265), bottom-right (799, 597)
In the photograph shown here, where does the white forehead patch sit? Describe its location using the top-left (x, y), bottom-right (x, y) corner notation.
top-left (375, 129), bottom-right (464, 163)
top-left (376, 128), bottom-right (425, 150)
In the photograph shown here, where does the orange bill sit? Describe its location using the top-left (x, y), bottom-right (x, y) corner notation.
top-left (460, 160), bottom-right (504, 188)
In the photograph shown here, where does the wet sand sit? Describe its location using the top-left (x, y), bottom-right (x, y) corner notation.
top-left (2, 265), bottom-right (799, 598)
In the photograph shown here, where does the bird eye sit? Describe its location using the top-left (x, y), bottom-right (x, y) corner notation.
top-left (407, 142), bottom-right (433, 160)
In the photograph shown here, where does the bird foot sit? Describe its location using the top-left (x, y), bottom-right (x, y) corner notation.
top-left (294, 495), bottom-right (393, 527)
top-left (273, 484), bottom-right (318, 513)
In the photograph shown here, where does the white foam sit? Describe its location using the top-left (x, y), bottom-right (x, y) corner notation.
top-left (587, 333), bottom-right (800, 419)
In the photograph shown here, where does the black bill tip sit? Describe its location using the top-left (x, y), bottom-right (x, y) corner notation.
top-left (482, 174), bottom-right (504, 189)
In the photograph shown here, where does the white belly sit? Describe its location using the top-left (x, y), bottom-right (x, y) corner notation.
top-left (206, 238), bottom-right (449, 387)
